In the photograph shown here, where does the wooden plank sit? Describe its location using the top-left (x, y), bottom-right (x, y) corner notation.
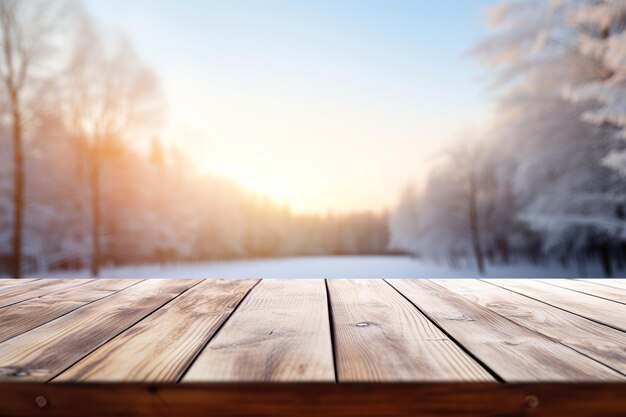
top-left (387, 279), bottom-right (622, 381)
top-left (433, 279), bottom-right (626, 375)
top-left (537, 279), bottom-right (626, 304)
top-left (2, 383), bottom-right (626, 417)
top-left (486, 279), bottom-right (626, 331)
top-left (327, 279), bottom-right (492, 382)
top-left (0, 279), bottom-right (93, 308)
top-left (183, 279), bottom-right (334, 382)
top-left (0, 279), bottom-right (141, 344)
top-left (579, 279), bottom-right (626, 292)
top-left (0, 278), bottom-right (37, 287)
top-left (35, 279), bottom-right (142, 302)
top-left (56, 279), bottom-right (258, 382)
top-left (0, 279), bottom-right (199, 382)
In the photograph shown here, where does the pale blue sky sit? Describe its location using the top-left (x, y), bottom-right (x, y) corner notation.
top-left (84, 0), bottom-right (495, 213)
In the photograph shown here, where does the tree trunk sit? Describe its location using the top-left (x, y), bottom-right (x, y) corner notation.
top-left (577, 255), bottom-right (587, 278)
top-left (90, 149), bottom-right (101, 277)
top-left (468, 179), bottom-right (485, 274)
top-left (496, 235), bottom-right (510, 264)
top-left (600, 244), bottom-right (613, 277)
top-left (10, 98), bottom-right (23, 278)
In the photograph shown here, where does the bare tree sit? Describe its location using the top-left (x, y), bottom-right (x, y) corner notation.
top-left (61, 16), bottom-right (162, 276)
top-left (447, 140), bottom-right (486, 274)
top-left (0, 0), bottom-right (67, 277)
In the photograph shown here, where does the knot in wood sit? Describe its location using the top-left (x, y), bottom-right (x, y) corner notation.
top-left (447, 314), bottom-right (475, 322)
top-left (14, 370), bottom-right (29, 377)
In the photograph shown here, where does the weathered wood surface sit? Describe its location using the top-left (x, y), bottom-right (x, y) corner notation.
top-left (0, 278), bottom-right (625, 383)
top-left (387, 279), bottom-right (623, 381)
top-left (0, 279), bottom-right (140, 344)
top-left (1, 278), bottom-right (626, 416)
top-left (486, 279), bottom-right (626, 331)
top-left (56, 279), bottom-right (257, 382)
top-left (183, 279), bottom-right (335, 382)
top-left (580, 278), bottom-right (626, 291)
top-left (537, 278), bottom-right (626, 304)
top-left (0, 279), bottom-right (94, 309)
top-left (327, 279), bottom-right (492, 381)
top-left (432, 279), bottom-right (626, 375)
top-left (0, 278), bottom-right (37, 288)
top-left (0, 279), bottom-right (199, 382)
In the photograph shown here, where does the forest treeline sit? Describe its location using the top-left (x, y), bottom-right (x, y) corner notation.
top-left (0, 117), bottom-right (389, 274)
top-left (389, 0), bottom-right (626, 276)
top-left (0, 0), bottom-right (388, 276)
top-left (3, 0), bottom-right (626, 277)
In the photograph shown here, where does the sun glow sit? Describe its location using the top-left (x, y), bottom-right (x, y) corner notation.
top-left (142, 0), bottom-right (490, 215)
top-left (209, 162), bottom-right (298, 207)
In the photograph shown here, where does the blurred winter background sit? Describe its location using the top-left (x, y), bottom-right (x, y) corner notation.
top-left (1, 0), bottom-right (626, 278)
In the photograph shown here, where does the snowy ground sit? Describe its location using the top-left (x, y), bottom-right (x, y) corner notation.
top-left (28, 255), bottom-right (612, 278)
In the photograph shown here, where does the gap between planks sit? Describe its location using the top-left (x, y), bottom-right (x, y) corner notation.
top-left (183, 279), bottom-right (335, 382)
top-left (1, 278), bottom-right (626, 384)
top-left (0, 279), bottom-right (201, 382)
top-left (56, 279), bottom-right (258, 382)
top-left (429, 279), bottom-right (626, 377)
top-left (484, 279), bottom-right (626, 332)
top-left (327, 279), bottom-right (493, 382)
top-left (386, 279), bottom-right (623, 382)
top-left (0, 279), bottom-right (143, 344)
top-left (536, 279), bottom-right (626, 305)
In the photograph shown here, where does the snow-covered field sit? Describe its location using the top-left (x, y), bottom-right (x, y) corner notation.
top-left (29, 255), bottom-right (610, 278)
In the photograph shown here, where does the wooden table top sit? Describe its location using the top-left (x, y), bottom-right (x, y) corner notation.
top-left (1, 278), bottom-right (625, 416)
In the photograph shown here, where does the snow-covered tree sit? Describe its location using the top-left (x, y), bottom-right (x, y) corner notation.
top-left (388, 0), bottom-right (626, 275)
top-left (565, 0), bottom-right (626, 175)
top-left (59, 12), bottom-right (162, 276)
top-left (0, 0), bottom-right (71, 277)
top-left (389, 137), bottom-right (493, 273)
top-left (472, 0), bottom-right (626, 274)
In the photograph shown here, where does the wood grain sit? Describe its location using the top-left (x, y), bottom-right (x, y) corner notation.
top-left (433, 279), bottom-right (626, 375)
top-left (56, 279), bottom-right (257, 382)
top-left (387, 279), bottom-right (622, 381)
top-left (2, 278), bottom-right (626, 389)
top-left (2, 383), bottom-right (626, 417)
top-left (0, 279), bottom-right (198, 382)
top-left (537, 279), bottom-right (626, 304)
top-left (35, 279), bottom-right (143, 302)
top-left (183, 279), bottom-right (334, 382)
top-left (327, 279), bottom-right (492, 382)
top-left (578, 279), bottom-right (626, 292)
top-left (486, 279), bottom-right (626, 331)
top-left (0, 279), bottom-right (93, 308)
top-left (0, 279), bottom-right (140, 343)
top-left (0, 278), bottom-right (37, 287)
